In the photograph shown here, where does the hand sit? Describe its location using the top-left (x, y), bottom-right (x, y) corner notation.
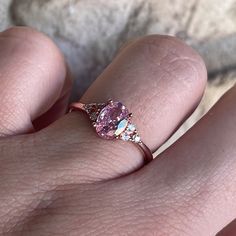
top-left (0, 27), bottom-right (234, 236)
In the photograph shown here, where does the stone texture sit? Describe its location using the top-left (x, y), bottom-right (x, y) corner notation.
top-left (0, 0), bottom-right (12, 29)
top-left (11, 0), bottom-right (153, 97)
top-left (195, 34), bottom-right (236, 75)
top-left (8, 0), bottom-right (236, 96)
top-left (187, 0), bottom-right (236, 40)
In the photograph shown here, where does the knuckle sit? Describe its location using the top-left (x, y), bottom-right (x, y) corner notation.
top-left (131, 34), bottom-right (207, 89)
top-left (0, 26), bottom-right (64, 66)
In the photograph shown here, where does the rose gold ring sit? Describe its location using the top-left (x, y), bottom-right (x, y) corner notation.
top-left (69, 99), bottom-right (153, 164)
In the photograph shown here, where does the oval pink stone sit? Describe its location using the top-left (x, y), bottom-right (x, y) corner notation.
top-left (96, 101), bottom-right (129, 139)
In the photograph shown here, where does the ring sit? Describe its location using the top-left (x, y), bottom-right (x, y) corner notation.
top-left (69, 99), bottom-right (153, 164)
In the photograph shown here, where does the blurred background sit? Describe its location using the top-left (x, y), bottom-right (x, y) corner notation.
top-left (0, 0), bottom-right (235, 147)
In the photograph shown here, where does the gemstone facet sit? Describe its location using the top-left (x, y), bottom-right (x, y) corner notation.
top-left (127, 124), bottom-right (136, 133)
top-left (115, 119), bottom-right (128, 136)
top-left (85, 103), bottom-right (105, 121)
top-left (95, 101), bottom-right (129, 139)
top-left (121, 132), bottom-right (130, 141)
top-left (133, 134), bottom-right (141, 143)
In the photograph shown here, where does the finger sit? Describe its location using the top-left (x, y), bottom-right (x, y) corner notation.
top-left (42, 35), bottom-right (207, 182)
top-left (32, 67), bottom-right (72, 131)
top-left (140, 85), bottom-right (236, 235)
top-left (0, 26), bottom-right (71, 136)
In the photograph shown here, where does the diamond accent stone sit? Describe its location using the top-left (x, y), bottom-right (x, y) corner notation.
top-left (121, 132), bottom-right (130, 141)
top-left (85, 103), bottom-right (105, 121)
top-left (115, 119), bottom-right (128, 136)
top-left (95, 101), bottom-right (129, 139)
top-left (90, 112), bottom-right (98, 121)
top-left (127, 124), bottom-right (136, 133)
top-left (133, 134), bottom-right (141, 143)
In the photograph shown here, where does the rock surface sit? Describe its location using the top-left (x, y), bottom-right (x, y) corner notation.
top-left (0, 0), bottom-right (236, 148)
top-left (9, 0), bottom-right (236, 94)
top-left (0, 0), bottom-right (12, 29)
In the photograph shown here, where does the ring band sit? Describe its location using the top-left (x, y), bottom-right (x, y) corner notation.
top-left (69, 99), bottom-right (153, 164)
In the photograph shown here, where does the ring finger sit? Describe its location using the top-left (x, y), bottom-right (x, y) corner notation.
top-left (41, 35), bottom-right (207, 182)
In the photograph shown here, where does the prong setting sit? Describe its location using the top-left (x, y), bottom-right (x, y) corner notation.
top-left (107, 99), bottom-right (114, 105)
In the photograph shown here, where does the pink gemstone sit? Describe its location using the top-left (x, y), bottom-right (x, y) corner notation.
top-left (96, 101), bottom-right (129, 139)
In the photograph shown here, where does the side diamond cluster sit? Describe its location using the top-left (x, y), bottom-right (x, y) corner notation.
top-left (84, 103), bottom-right (106, 121)
top-left (120, 122), bottom-right (141, 143)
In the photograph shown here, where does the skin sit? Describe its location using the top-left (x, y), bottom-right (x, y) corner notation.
top-left (0, 26), bottom-right (235, 236)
